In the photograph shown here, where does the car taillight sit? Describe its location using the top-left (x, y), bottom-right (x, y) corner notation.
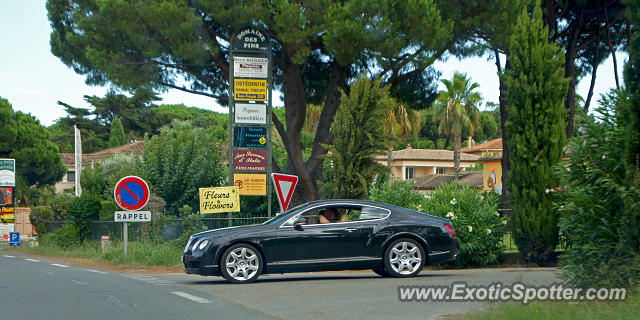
top-left (445, 224), bottom-right (456, 237)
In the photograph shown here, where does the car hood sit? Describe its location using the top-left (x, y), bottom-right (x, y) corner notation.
top-left (192, 223), bottom-right (269, 239)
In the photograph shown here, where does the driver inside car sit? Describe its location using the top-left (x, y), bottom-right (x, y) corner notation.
top-left (319, 208), bottom-right (349, 224)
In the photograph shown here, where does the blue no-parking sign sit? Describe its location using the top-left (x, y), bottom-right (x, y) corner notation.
top-left (9, 232), bottom-right (19, 246)
top-left (113, 176), bottom-right (150, 211)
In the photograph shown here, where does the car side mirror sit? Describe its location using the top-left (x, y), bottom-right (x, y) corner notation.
top-left (293, 217), bottom-right (307, 230)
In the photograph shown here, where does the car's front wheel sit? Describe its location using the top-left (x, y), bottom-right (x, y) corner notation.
top-left (220, 244), bottom-right (263, 284)
top-left (372, 267), bottom-right (391, 277)
top-left (383, 238), bottom-right (425, 277)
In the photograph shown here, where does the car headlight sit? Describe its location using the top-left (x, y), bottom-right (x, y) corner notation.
top-left (192, 239), bottom-right (209, 251)
top-left (198, 239), bottom-right (208, 250)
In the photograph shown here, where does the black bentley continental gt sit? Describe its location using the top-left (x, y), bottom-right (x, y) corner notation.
top-left (182, 200), bottom-right (459, 283)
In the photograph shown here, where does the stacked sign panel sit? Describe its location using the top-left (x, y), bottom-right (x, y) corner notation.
top-left (229, 27), bottom-right (272, 202)
top-left (0, 159), bottom-right (15, 223)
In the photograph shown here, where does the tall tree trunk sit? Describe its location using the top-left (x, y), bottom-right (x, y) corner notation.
top-left (453, 133), bottom-right (461, 179)
top-left (273, 57), bottom-right (348, 204)
top-left (563, 5), bottom-right (585, 139)
top-left (280, 52), bottom-right (315, 202)
top-left (387, 147), bottom-right (393, 182)
top-left (306, 62), bottom-right (348, 199)
top-left (584, 26), bottom-right (601, 112)
top-left (496, 50), bottom-right (511, 211)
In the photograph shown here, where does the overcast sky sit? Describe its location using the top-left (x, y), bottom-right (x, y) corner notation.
top-left (0, 1), bottom-right (626, 127)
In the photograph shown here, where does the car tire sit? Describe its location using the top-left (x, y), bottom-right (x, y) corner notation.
top-left (383, 238), bottom-right (425, 278)
top-left (372, 267), bottom-right (391, 277)
top-left (220, 243), bottom-right (263, 284)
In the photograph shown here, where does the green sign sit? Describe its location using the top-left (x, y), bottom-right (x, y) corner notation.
top-left (0, 159), bottom-right (15, 187)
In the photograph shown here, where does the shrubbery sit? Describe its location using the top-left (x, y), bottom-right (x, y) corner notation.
top-left (50, 224), bottom-right (81, 247)
top-left (557, 99), bottom-right (640, 288)
top-left (422, 182), bottom-right (505, 267)
top-left (30, 206), bottom-right (53, 236)
top-left (369, 179), bottom-right (424, 211)
top-left (370, 180), bottom-right (505, 267)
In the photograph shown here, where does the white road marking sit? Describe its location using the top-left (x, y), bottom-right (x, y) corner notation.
top-left (107, 295), bottom-right (128, 309)
top-left (24, 258), bottom-right (40, 262)
top-left (72, 280), bottom-right (88, 285)
top-left (171, 291), bottom-right (211, 304)
top-left (51, 263), bottom-right (70, 268)
top-left (3, 255), bottom-right (15, 258)
top-left (119, 273), bottom-right (174, 285)
top-left (85, 269), bottom-right (107, 274)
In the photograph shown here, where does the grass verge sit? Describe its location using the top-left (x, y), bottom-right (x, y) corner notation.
top-left (8, 240), bottom-right (183, 266)
top-left (458, 293), bottom-right (639, 320)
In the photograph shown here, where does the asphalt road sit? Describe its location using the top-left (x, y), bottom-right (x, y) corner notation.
top-left (0, 251), bottom-right (560, 320)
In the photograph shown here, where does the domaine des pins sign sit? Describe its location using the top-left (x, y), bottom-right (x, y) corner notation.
top-left (234, 150), bottom-right (267, 172)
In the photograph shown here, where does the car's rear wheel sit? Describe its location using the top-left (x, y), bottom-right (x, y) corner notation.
top-left (383, 238), bottom-right (425, 277)
top-left (220, 244), bottom-right (263, 284)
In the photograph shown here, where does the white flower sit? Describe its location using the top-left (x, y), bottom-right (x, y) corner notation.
top-left (486, 229), bottom-right (492, 235)
top-left (416, 204), bottom-right (423, 212)
top-left (502, 219), bottom-right (507, 225)
top-left (495, 212), bottom-right (500, 217)
top-left (446, 212), bottom-right (455, 218)
top-left (479, 195), bottom-right (484, 200)
top-left (450, 198), bottom-right (457, 205)
top-left (424, 195), bottom-right (432, 200)
top-left (601, 155), bottom-right (606, 160)
top-left (468, 225), bottom-right (473, 232)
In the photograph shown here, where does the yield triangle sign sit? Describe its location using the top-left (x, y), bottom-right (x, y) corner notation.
top-left (271, 173), bottom-right (298, 213)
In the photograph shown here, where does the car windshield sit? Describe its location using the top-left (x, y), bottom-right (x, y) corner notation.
top-left (262, 202), bottom-right (313, 225)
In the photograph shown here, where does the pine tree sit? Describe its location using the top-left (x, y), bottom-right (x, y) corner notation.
top-left (503, 5), bottom-right (569, 265)
top-left (108, 118), bottom-right (126, 148)
top-left (323, 74), bottom-right (393, 199)
top-left (622, 0), bottom-right (640, 172)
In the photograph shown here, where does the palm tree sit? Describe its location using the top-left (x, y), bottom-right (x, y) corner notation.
top-left (384, 102), bottom-right (421, 139)
top-left (432, 72), bottom-right (482, 179)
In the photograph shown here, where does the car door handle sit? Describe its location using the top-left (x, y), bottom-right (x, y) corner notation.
top-left (344, 228), bottom-right (358, 232)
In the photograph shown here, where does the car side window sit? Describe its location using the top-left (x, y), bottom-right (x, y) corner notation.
top-left (359, 206), bottom-right (390, 221)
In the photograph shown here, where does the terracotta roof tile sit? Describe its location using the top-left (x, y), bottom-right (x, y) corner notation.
top-left (374, 148), bottom-right (480, 162)
top-left (461, 138), bottom-right (503, 152)
top-left (59, 153), bottom-right (88, 166)
top-left (87, 140), bottom-right (144, 159)
top-left (414, 171), bottom-right (483, 190)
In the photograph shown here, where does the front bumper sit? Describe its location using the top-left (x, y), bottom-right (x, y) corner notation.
top-left (182, 253), bottom-right (220, 276)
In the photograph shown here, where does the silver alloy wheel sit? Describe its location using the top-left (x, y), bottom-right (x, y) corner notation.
top-left (388, 241), bottom-right (422, 275)
top-left (225, 247), bottom-right (259, 281)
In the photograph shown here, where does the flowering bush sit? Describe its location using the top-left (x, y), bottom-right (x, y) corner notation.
top-left (369, 179), bottom-right (424, 210)
top-left (369, 179), bottom-right (505, 267)
top-left (51, 193), bottom-right (73, 221)
top-left (422, 181), bottom-right (505, 267)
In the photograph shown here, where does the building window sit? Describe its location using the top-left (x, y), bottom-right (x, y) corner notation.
top-left (405, 167), bottom-right (416, 180)
top-left (436, 167), bottom-right (446, 174)
top-left (67, 171), bottom-right (76, 182)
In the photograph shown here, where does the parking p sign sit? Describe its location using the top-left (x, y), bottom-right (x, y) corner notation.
top-left (9, 232), bottom-right (19, 246)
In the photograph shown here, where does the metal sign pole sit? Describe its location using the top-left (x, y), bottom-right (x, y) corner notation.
top-left (123, 222), bottom-right (128, 258)
top-left (229, 26), bottom-right (273, 220)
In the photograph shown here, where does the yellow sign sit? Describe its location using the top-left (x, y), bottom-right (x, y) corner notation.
top-left (233, 173), bottom-right (267, 195)
top-left (483, 161), bottom-right (503, 191)
top-left (199, 186), bottom-right (240, 214)
top-left (234, 79), bottom-right (267, 101)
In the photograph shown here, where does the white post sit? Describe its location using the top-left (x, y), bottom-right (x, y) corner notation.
top-left (123, 222), bottom-right (128, 258)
